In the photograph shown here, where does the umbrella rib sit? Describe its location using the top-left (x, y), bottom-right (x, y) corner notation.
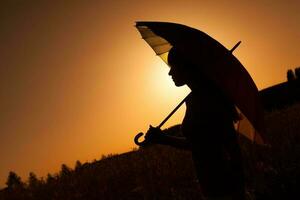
top-left (147, 42), bottom-right (170, 48)
top-left (141, 35), bottom-right (158, 39)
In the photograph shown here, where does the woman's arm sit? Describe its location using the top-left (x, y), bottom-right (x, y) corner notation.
top-left (144, 126), bottom-right (190, 150)
top-left (162, 135), bottom-right (190, 150)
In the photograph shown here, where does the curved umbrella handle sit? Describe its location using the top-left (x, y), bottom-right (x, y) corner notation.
top-left (134, 132), bottom-right (148, 146)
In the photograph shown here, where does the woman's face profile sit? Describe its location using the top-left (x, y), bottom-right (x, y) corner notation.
top-left (168, 63), bottom-right (188, 87)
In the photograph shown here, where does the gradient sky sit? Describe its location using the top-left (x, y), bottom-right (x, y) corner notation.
top-left (0, 0), bottom-right (299, 187)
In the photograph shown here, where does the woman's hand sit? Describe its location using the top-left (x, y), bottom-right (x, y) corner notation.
top-left (142, 125), bottom-right (190, 150)
top-left (144, 125), bottom-right (166, 145)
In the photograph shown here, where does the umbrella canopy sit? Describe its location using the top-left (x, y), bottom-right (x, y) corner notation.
top-left (135, 21), bottom-right (265, 144)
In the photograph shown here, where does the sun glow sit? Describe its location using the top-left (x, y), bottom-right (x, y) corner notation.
top-left (150, 56), bottom-right (190, 97)
top-left (144, 56), bottom-right (190, 128)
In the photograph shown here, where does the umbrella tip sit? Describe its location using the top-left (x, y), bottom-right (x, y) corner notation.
top-left (230, 41), bottom-right (242, 53)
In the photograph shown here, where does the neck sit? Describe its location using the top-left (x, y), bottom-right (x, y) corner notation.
top-left (186, 80), bottom-right (202, 92)
top-left (186, 75), bottom-right (215, 93)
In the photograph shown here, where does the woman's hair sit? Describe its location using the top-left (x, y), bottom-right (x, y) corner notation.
top-left (167, 46), bottom-right (205, 81)
top-left (167, 47), bottom-right (189, 69)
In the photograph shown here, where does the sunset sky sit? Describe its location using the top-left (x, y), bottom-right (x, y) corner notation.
top-left (0, 0), bottom-right (299, 187)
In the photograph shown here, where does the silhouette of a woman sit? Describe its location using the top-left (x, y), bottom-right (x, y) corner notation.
top-left (145, 47), bottom-right (246, 200)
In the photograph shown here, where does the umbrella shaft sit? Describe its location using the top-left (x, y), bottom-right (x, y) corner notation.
top-left (158, 93), bottom-right (191, 128)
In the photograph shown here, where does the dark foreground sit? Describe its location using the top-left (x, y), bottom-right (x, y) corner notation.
top-left (1, 104), bottom-right (300, 200)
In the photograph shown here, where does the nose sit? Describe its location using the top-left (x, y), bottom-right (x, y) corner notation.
top-left (168, 68), bottom-right (172, 76)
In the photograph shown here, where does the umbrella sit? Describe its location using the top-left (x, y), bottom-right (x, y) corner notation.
top-left (134, 21), bottom-right (265, 145)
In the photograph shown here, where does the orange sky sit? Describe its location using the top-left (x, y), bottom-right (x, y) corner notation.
top-left (0, 0), bottom-right (299, 187)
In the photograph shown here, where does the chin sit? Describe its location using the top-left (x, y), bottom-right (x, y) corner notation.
top-left (174, 81), bottom-right (185, 87)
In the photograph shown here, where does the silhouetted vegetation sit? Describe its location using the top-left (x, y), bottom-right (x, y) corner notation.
top-left (287, 69), bottom-right (296, 82)
top-left (1, 102), bottom-right (300, 199)
top-left (260, 67), bottom-right (300, 111)
top-left (287, 67), bottom-right (300, 81)
top-left (295, 67), bottom-right (300, 80)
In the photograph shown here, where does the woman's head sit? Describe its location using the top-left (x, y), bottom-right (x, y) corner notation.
top-left (167, 47), bottom-right (196, 87)
top-left (167, 46), bottom-right (213, 89)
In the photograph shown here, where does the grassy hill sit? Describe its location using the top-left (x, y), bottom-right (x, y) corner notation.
top-left (259, 79), bottom-right (300, 111)
top-left (1, 103), bottom-right (300, 200)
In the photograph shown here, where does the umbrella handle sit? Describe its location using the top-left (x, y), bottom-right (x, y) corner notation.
top-left (134, 132), bottom-right (148, 146)
top-left (134, 93), bottom-right (191, 147)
